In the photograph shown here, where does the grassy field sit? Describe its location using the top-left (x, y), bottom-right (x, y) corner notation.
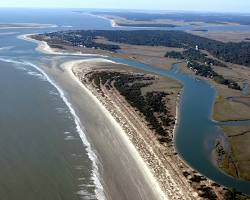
top-left (189, 31), bottom-right (250, 42)
top-left (213, 96), bottom-right (250, 122)
top-left (222, 126), bottom-right (250, 181)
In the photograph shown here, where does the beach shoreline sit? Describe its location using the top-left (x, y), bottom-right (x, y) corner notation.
top-left (0, 23), bottom-right (57, 29)
top-left (65, 60), bottom-right (168, 200)
top-left (0, 57), bottom-right (107, 200)
top-left (81, 13), bottom-right (119, 28)
top-left (18, 34), bottom-right (109, 57)
top-left (18, 34), bottom-right (58, 54)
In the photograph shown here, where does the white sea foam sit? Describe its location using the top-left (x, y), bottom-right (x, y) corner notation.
top-left (0, 58), bottom-right (106, 200)
top-left (56, 107), bottom-right (67, 113)
top-left (0, 58), bottom-right (24, 65)
top-left (0, 23), bottom-right (57, 30)
top-left (49, 90), bottom-right (59, 96)
top-left (15, 66), bottom-right (27, 71)
top-left (64, 135), bottom-right (76, 141)
top-left (0, 46), bottom-right (14, 51)
top-left (0, 32), bottom-right (19, 36)
top-left (79, 183), bottom-right (96, 188)
top-left (27, 71), bottom-right (46, 81)
top-left (75, 165), bottom-right (84, 170)
top-left (0, 59), bottom-right (46, 81)
top-left (61, 25), bottom-right (73, 28)
top-left (77, 189), bottom-right (96, 200)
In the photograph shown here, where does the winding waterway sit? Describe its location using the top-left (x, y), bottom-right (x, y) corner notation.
top-left (107, 59), bottom-right (250, 194)
top-left (0, 8), bottom-right (249, 198)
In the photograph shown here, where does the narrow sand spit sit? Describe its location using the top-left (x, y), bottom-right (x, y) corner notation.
top-left (18, 34), bottom-right (57, 54)
top-left (18, 34), bottom-right (108, 57)
top-left (81, 13), bottom-right (119, 28)
top-left (63, 59), bottom-right (196, 200)
top-left (65, 60), bottom-right (169, 200)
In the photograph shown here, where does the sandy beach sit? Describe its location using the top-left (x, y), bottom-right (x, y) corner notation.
top-left (81, 13), bottom-right (119, 28)
top-left (18, 34), bottom-right (108, 57)
top-left (0, 23), bottom-right (57, 29)
top-left (70, 60), bottom-right (200, 199)
top-left (36, 58), bottom-right (168, 200)
top-left (18, 34), bottom-right (58, 54)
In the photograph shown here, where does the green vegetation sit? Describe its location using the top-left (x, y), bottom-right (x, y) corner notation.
top-left (166, 48), bottom-right (227, 68)
top-left (166, 48), bottom-right (241, 90)
top-left (223, 126), bottom-right (250, 181)
top-left (165, 51), bottom-right (185, 59)
top-left (87, 71), bottom-right (175, 143)
top-left (213, 96), bottom-right (250, 122)
top-left (223, 188), bottom-right (250, 200)
top-left (35, 30), bottom-right (245, 90)
top-left (38, 30), bottom-right (250, 67)
top-left (215, 140), bottom-right (239, 178)
top-left (33, 32), bottom-right (120, 52)
top-left (92, 11), bottom-right (250, 26)
top-left (187, 61), bottom-right (241, 90)
top-left (117, 23), bottom-right (177, 28)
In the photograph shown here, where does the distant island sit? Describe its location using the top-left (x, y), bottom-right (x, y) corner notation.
top-left (192, 29), bottom-right (208, 32)
top-left (0, 23), bottom-right (56, 29)
top-left (91, 11), bottom-right (250, 26)
top-left (115, 22), bottom-right (177, 28)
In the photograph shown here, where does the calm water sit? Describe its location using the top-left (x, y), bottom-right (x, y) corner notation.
top-left (0, 60), bottom-right (98, 200)
top-left (0, 8), bottom-right (249, 199)
top-left (107, 59), bottom-right (250, 194)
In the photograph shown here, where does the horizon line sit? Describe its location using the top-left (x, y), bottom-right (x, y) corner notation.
top-left (0, 7), bottom-right (249, 15)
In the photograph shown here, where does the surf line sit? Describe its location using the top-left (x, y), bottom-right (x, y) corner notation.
top-left (0, 58), bottom-right (106, 200)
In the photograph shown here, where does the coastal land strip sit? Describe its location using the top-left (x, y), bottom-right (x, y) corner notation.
top-left (0, 23), bottom-right (56, 29)
top-left (21, 33), bottom-right (250, 199)
top-left (85, 12), bottom-right (242, 29)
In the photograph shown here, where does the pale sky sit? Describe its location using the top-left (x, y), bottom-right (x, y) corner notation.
top-left (0, 0), bottom-right (250, 13)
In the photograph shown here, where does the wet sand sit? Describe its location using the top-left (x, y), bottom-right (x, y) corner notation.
top-left (38, 59), bottom-right (167, 200)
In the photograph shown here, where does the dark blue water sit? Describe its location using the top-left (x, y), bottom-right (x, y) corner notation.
top-left (105, 58), bottom-right (250, 194)
top-left (0, 8), bottom-right (249, 198)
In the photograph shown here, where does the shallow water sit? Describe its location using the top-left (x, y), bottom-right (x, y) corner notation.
top-left (0, 9), bottom-right (111, 200)
top-left (0, 60), bottom-right (97, 199)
